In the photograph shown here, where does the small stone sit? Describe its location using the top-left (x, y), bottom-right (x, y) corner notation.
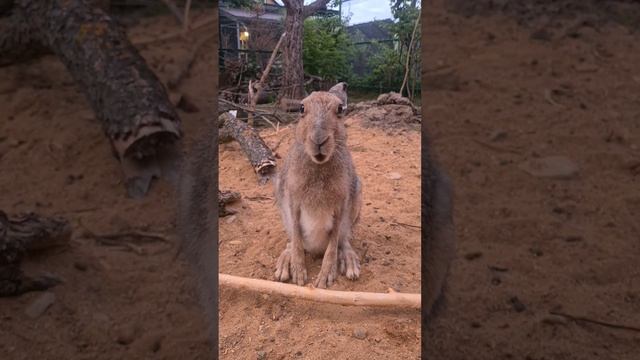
top-left (116, 324), bottom-right (140, 345)
top-left (518, 156), bottom-right (579, 179)
top-left (509, 296), bottom-right (526, 313)
top-left (25, 292), bottom-right (56, 319)
top-left (74, 261), bottom-right (88, 272)
top-left (225, 215), bottom-right (237, 224)
top-left (353, 328), bottom-right (367, 340)
top-left (489, 129), bottom-right (507, 142)
top-left (257, 350), bottom-right (267, 360)
top-left (386, 172), bottom-right (402, 180)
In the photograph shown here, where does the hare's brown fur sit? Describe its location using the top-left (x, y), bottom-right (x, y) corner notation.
top-left (274, 83), bottom-right (362, 288)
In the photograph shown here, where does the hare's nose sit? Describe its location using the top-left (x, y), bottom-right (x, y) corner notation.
top-left (316, 137), bottom-right (329, 150)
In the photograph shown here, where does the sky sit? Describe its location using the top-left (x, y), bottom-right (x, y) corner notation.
top-left (302, 0), bottom-right (393, 25)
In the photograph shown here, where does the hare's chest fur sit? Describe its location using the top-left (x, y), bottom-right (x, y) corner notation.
top-left (299, 205), bottom-right (334, 254)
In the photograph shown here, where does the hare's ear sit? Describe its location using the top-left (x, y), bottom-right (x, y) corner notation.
top-left (328, 82), bottom-right (348, 111)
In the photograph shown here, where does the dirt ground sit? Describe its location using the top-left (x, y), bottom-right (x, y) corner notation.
top-left (424, 1), bottom-right (640, 359)
top-left (218, 112), bottom-right (421, 359)
top-left (0, 12), bottom-right (216, 359)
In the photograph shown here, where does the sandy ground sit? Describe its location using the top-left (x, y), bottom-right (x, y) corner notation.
top-left (0, 13), bottom-right (216, 360)
top-left (218, 114), bottom-right (421, 359)
top-left (424, 1), bottom-right (640, 359)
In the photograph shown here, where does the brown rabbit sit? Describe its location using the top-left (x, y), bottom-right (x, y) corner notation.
top-left (274, 82), bottom-right (362, 289)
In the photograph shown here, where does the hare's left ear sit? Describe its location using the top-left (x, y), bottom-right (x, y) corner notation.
top-left (328, 82), bottom-right (348, 112)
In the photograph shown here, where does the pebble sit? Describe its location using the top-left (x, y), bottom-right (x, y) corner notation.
top-left (386, 172), bottom-right (402, 180)
top-left (116, 323), bottom-right (140, 345)
top-left (509, 296), bottom-right (526, 313)
top-left (24, 292), bottom-right (56, 319)
top-left (489, 129), bottom-right (508, 142)
top-left (518, 156), bottom-right (579, 179)
top-left (353, 328), bottom-right (368, 340)
top-left (257, 350), bottom-right (267, 359)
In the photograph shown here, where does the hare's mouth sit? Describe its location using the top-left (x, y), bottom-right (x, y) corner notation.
top-left (313, 154), bottom-right (327, 163)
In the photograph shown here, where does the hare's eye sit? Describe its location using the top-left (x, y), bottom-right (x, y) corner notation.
top-left (337, 104), bottom-right (343, 114)
top-left (299, 104), bottom-right (305, 114)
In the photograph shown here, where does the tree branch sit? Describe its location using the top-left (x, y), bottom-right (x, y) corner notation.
top-left (303, 0), bottom-right (331, 18)
top-left (220, 273), bottom-right (421, 308)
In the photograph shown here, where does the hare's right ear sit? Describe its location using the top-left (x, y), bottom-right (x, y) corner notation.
top-left (328, 82), bottom-right (348, 111)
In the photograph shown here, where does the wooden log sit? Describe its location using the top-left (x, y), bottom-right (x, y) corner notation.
top-left (219, 112), bottom-right (276, 184)
top-left (0, 211), bottom-right (71, 297)
top-left (2, 0), bottom-right (183, 198)
top-left (220, 273), bottom-right (421, 309)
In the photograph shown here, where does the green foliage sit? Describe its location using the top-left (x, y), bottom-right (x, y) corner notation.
top-left (349, 1), bottom-right (421, 97)
top-left (302, 16), bottom-right (353, 82)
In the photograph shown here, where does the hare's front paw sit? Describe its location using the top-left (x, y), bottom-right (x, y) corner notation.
top-left (314, 256), bottom-right (338, 289)
top-left (275, 248), bottom-right (307, 285)
top-left (339, 247), bottom-right (360, 280)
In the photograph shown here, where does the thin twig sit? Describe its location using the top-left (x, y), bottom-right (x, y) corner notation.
top-left (183, 0), bottom-right (193, 34)
top-left (550, 311), bottom-right (640, 333)
top-left (159, 0), bottom-right (184, 24)
top-left (472, 139), bottom-right (523, 155)
top-left (392, 221), bottom-right (421, 230)
top-left (220, 273), bottom-right (421, 308)
top-left (400, 14), bottom-right (420, 96)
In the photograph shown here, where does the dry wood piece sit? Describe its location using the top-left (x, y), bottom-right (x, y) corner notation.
top-left (219, 112), bottom-right (276, 184)
top-left (219, 190), bottom-right (241, 217)
top-left (0, 211), bottom-right (71, 297)
top-left (1, 0), bottom-right (182, 198)
top-left (220, 273), bottom-right (421, 309)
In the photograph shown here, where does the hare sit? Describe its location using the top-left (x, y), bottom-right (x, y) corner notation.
top-left (422, 133), bottom-right (455, 323)
top-left (175, 121), bottom-right (218, 351)
top-left (274, 82), bottom-right (362, 289)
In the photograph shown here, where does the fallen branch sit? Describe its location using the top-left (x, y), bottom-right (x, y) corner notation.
top-left (220, 273), bottom-right (420, 308)
top-left (248, 31), bottom-right (286, 126)
top-left (550, 311), bottom-right (640, 333)
top-left (220, 112), bottom-right (276, 184)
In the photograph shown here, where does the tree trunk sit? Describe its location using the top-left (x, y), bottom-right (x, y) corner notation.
top-left (1, 0), bottom-right (182, 198)
top-left (279, 0), bottom-right (330, 100)
top-left (281, 2), bottom-right (306, 100)
top-left (219, 112), bottom-right (276, 184)
top-left (0, 211), bottom-right (71, 297)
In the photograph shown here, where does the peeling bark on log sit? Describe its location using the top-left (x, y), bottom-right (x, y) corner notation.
top-left (1, 0), bottom-right (182, 198)
top-left (219, 112), bottom-right (276, 184)
top-left (0, 211), bottom-right (71, 297)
